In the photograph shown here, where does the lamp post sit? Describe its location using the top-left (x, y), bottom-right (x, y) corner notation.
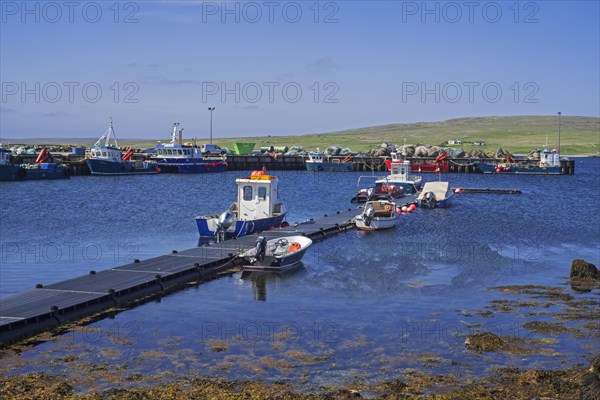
top-left (557, 111), bottom-right (561, 152)
top-left (208, 107), bottom-right (215, 144)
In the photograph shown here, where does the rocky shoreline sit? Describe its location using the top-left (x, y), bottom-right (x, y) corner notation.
top-left (1, 260), bottom-right (598, 399)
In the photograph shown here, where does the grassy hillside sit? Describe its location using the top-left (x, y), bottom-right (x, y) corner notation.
top-left (7, 116), bottom-right (600, 155)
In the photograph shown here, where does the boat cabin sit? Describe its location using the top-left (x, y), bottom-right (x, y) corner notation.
top-left (155, 123), bottom-right (203, 159)
top-left (233, 171), bottom-right (284, 222)
top-left (540, 148), bottom-right (560, 167)
top-left (0, 146), bottom-right (11, 165)
top-left (307, 152), bottom-right (324, 163)
top-left (389, 152), bottom-right (410, 180)
top-left (89, 145), bottom-right (121, 162)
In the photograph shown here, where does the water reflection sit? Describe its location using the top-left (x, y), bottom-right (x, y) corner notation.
top-left (241, 263), bottom-right (306, 301)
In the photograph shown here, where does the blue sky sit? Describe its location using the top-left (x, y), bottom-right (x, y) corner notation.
top-left (1, 0), bottom-right (598, 139)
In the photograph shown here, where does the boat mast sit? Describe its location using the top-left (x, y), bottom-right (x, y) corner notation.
top-left (94, 117), bottom-right (119, 148)
top-left (171, 123), bottom-right (179, 145)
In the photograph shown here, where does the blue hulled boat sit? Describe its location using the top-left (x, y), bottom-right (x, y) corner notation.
top-left (85, 119), bottom-right (158, 176)
top-left (0, 145), bottom-right (70, 182)
top-left (153, 123), bottom-right (227, 173)
top-left (195, 170), bottom-right (287, 238)
top-left (305, 151), bottom-right (354, 172)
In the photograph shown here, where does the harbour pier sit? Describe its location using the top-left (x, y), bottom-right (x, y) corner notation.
top-left (2, 204), bottom-right (407, 344)
top-left (39, 154), bottom-right (576, 176)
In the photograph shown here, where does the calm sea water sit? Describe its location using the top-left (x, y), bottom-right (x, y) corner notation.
top-left (1, 158), bottom-right (598, 388)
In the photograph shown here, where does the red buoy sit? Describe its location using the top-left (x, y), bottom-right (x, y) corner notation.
top-left (455, 187), bottom-right (463, 194)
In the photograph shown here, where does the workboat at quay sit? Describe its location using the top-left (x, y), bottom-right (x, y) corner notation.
top-left (153, 123), bottom-right (227, 173)
top-left (474, 146), bottom-right (563, 174)
top-left (305, 150), bottom-right (354, 172)
top-left (240, 235), bottom-right (312, 273)
top-left (85, 118), bottom-right (158, 175)
top-left (195, 170), bottom-right (287, 239)
top-left (379, 152), bottom-right (423, 194)
top-left (0, 145), bottom-right (70, 182)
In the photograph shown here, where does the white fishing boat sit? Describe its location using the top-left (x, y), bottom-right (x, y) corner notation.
top-left (241, 235), bottom-right (312, 272)
top-left (354, 200), bottom-right (399, 231)
top-left (417, 181), bottom-right (454, 208)
top-left (195, 170), bottom-right (287, 239)
top-left (378, 152), bottom-right (423, 194)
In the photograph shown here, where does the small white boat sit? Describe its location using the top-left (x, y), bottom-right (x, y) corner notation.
top-left (241, 235), bottom-right (312, 272)
top-left (354, 200), bottom-right (399, 231)
top-left (417, 181), bottom-right (454, 208)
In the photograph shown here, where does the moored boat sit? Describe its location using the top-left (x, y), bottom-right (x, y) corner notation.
top-left (354, 200), bottom-right (399, 231)
top-left (416, 181), bottom-right (454, 208)
top-left (305, 151), bottom-right (354, 172)
top-left (153, 123), bottom-right (227, 173)
top-left (240, 235), bottom-right (312, 272)
top-left (195, 170), bottom-right (287, 238)
top-left (0, 145), bottom-right (70, 182)
top-left (380, 152), bottom-right (423, 194)
top-left (474, 147), bottom-right (563, 174)
top-left (85, 118), bottom-right (158, 176)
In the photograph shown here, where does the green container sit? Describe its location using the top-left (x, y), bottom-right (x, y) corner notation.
top-left (233, 142), bottom-right (255, 155)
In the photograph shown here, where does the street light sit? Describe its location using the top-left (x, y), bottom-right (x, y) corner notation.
top-left (557, 111), bottom-right (561, 152)
top-left (208, 107), bottom-right (215, 144)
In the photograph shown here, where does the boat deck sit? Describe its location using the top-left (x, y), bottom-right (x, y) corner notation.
top-left (0, 196), bottom-right (418, 344)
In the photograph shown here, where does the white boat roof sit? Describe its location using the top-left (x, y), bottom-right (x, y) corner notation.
top-left (418, 181), bottom-right (450, 200)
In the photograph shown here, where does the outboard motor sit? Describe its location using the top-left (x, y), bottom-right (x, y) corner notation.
top-left (255, 236), bottom-right (267, 262)
top-left (424, 191), bottom-right (436, 208)
top-left (362, 205), bottom-right (376, 225)
top-left (216, 210), bottom-right (235, 232)
top-left (367, 187), bottom-right (375, 200)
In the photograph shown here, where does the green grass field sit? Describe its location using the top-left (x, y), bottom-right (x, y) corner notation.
top-left (10, 116), bottom-right (600, 155)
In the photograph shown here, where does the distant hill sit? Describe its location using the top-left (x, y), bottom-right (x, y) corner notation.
top-left (3, 116), bottom-right (599, 155)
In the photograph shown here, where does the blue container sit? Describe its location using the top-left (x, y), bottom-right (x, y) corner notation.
top-left (72, 147), bottom-right (86, 155)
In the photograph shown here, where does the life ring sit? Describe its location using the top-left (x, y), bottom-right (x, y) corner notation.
top-left (288, 242), bottom-right (302, 253)
top-left (384, 204), bottom-right (393, 213)
top-left (17, 168), bottom-right (27, 179)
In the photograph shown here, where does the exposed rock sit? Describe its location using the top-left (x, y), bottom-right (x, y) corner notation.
top-left (570, 259), bottom-right (599, 280)
top-left (465, 332), bottom-right (505, 352)
top-left (582, 353), bottom-right (600, 400)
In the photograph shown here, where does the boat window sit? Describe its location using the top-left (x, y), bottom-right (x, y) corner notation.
top-left (243, 186), bottom-right (253, 201)
top-left (102, 152), bottom-right (107, 157)
top-left (167, 149), bottom-right (173, 155)
top-left (258, 187), bottom-right (267, 200)
top-left (178, 149), bottom-right (183, 155)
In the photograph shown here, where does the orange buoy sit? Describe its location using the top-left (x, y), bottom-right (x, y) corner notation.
top-left (408, 204), bottom-right (416, 212)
